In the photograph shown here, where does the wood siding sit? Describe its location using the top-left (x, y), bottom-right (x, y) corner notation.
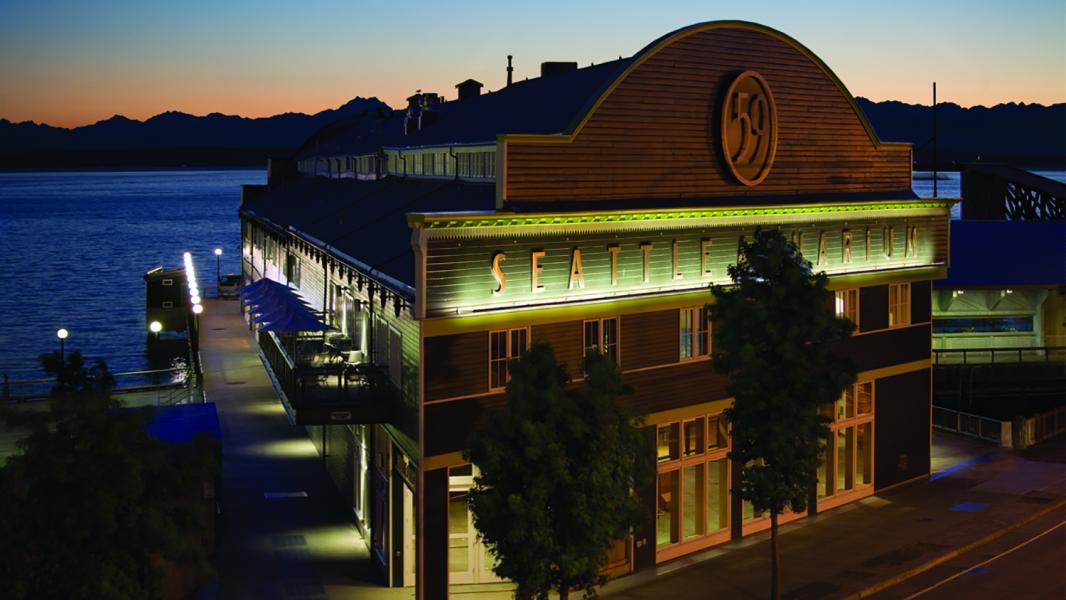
top-left (625, 360), bottom-right (729, 416)
top-left (424, 331), bottom-right (488, 401)
top-left (422, 468), bottom-right (448, 599)
top-left (841, 323), bottom-right (931, 373)
top-left (911, 280), bottom-right (931, 324)
top-left (531, 321), bottom-right (584, 379)
top-left (874, 368), bottom-right (932, 489)
top-left (621, 310), bottom-right (680, 371)
top-left (424, 393), bottom-right (506, 457)
top-left (860, 285), bottom-right (889, 332)
top-left (504, 26), bottom-right (911, 204)
top-left (422, 360), bottom-right (731, 456)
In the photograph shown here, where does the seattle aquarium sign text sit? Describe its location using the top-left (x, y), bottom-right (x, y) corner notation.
top-left (410, 201), bottom-right (953, 318)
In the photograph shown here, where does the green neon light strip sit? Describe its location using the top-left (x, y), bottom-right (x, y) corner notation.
top-left (408, 199), bottom-right (956, 229)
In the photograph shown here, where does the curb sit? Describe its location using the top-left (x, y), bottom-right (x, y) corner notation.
top-left (846, 497), bottom-right (1066, 599)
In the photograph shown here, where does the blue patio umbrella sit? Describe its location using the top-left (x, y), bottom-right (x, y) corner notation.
top-left (258, 309), bottom-right (332, 332)
top-left (243, 286), bottom-right (312, 308)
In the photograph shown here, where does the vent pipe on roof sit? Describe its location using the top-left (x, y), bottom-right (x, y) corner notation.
top-left (506, 55), bottom-right (513, 87)
top-left (540, 62), bottom-right (577, 78)
top-left (456, 79), bottom-right (483, 101)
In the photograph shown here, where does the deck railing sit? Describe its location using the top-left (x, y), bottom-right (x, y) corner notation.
top-left (2, 366), bottom-right (199, 405)
top-left (932, 406), bottom-right (1005, 444)
top-left (256, 329), bottom-right (395, 425)
top-left (932, 346), bottom-right (1066, 366)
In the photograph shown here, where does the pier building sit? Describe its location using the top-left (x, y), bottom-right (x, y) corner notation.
top-left (238, 21), bottom-right (952, 597)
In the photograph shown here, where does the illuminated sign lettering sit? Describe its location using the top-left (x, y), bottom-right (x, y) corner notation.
top-left (416, 207), bottom-right (951, 318)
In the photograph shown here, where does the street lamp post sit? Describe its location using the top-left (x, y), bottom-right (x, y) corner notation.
top-left (214, 248), bottom-right (222, 290)
top-left (56, 328), bottom-right (68, 362)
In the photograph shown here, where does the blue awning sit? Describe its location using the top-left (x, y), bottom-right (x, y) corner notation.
top-left (240, 278), bottom-right (330, 332)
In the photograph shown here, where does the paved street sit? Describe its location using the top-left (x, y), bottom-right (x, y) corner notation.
top-left (602, 434), bottom-right (1066, 600)
top-left (881, 509), bottom-right (1064, 600)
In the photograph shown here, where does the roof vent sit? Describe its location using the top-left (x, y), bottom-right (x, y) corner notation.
top-left (541, 61), bottom-right (578, 78)
top-left (455, 79), bottom-right (483, 101)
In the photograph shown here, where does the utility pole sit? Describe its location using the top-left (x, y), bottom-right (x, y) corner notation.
top-left (933, 82), bottom-right (938, 199)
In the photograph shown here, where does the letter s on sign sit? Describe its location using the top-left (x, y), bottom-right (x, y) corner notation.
top-left (491, 251), bottom-right (506, 296)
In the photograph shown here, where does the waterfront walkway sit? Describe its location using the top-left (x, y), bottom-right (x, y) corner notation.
top-left (200, 299), bottom-right (410, 600)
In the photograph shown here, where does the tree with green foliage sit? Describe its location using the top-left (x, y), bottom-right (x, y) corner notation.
top-left (709, 228), bottom-right (856, 600)
top-left (38, 349), bottom-right (116, 397)
top-left (465, 345), bottom-right (654, 600)
top-left (0, 352), bottom-right (216, 600)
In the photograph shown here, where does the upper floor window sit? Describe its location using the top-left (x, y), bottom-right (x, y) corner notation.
top-left (583, 317), bottom-right (619, 365)
top-left (285, 252), bottom-right (301, 287)
top-left (888, 283), bottom-right (911, 327)
top-left (457, 151), bottom-right (495, 179)
top-left (835, 289), bottom-right (859, 328)
top-left (489, 328), bottom-right (528, 390)
top-left (680, 307), bottom-right (709, 360)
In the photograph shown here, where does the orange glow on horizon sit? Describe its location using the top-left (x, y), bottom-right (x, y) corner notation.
top-left (5, 74), bottom-right (1064, 130)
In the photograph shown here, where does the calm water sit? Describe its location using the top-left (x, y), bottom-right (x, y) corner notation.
top-left (1, 167), bottom-right (1063, 381)
top-left (0, 169), bottom-right (265, 380)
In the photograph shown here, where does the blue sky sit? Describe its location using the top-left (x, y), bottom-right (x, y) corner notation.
top-left (1, 0), bottom-right (1063, 126)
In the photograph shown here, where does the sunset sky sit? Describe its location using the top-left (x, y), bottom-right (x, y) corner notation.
top-left (2, 0), bottom-right (1063, 128)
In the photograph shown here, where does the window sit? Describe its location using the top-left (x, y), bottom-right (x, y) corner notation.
top-left (583, 317), bottom-right (619, 364)
top-left (818, 381), bottom-right (874, 500)
top-left (933, 316), bottom-right (1034, 334)
top-left (888, 283), bottom-right (910, 327)
top-left (656, 412), bottom-right (730, 552)
top-left (285, 252), bottom-right (301, 286)
top-left (835, 289), bottom-right (859, 328)
top-left (489, 328), bottom-right (528, 390)
top-left (680, 307), bottom-right (710, 360)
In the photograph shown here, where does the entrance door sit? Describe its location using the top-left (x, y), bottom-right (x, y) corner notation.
top-left (447, 465), bottom-right (504, 585)
top-left (403, 484), bottom-right (416, 587)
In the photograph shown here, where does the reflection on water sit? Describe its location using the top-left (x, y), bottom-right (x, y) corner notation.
top-left (0, 169), bottom-right (265, 380)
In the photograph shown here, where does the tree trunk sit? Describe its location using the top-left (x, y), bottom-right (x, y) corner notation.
top-left (770, 511), bottom-right (781, 600)
top-left (559, 585), bottom-right (569, 600)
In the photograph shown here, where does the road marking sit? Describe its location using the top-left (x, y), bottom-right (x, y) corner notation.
top-left (903, 520), bottom-right (1065, 599)
top-left (848, 498), bottom-right (1066, 598)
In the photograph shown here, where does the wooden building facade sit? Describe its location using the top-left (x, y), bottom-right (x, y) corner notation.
top-left (238, 20), bottom-right (953, 599)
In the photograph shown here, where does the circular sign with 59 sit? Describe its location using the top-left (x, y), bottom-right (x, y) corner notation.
top-left (721, 70), bottom-right (779, 186)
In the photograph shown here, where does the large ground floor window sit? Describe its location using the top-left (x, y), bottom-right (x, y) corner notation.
top-left (655, 413), bottom-right (730, 560)
top-left (817, 382), bottom-right (875, 509)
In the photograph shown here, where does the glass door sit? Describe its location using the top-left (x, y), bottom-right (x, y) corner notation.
top-left (448, 465), bottom-right (505, 585)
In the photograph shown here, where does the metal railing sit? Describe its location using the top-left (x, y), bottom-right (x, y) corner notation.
top-left (933, 346), bottom-right (1066, 366)
top-left (932, 406), bottom-right (1005, 443)
top-left (1015, 405), bottom-right (1066, 448)
top-left (2, 367), bottom-right (197, 405)
top-left (255, 329), bottom-right (396, 424)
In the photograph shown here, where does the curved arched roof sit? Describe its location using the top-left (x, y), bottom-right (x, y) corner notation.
top-left (294, 20), bottom-right (901, 158)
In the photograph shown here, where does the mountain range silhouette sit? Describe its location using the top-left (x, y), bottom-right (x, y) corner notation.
top-left (0, 97), bottom-right (1062, 168)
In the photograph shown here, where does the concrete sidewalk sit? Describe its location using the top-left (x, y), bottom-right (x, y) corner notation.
top-left (199, 299), bottom-right (410, 600)
top-left (602, 432), bottom-right (1065, 600)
